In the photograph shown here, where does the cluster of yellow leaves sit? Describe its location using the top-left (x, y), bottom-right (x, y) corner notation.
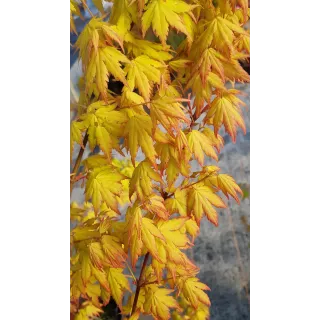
top-left (70, 0), bottom-right (249, 319)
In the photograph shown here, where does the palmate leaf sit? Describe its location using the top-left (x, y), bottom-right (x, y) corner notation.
top-left (101, 235), bottom-right (128, 268)
top-left (142, 0), bottom-right (196, 45)
top-left (86, 46), bottom-right (129, 100)
top-left (202, 166), bottom-right (243, 203)
top-left (109, 0), bottom-right (134, 35)
top-left (143, 285), bottom-right (179, 320)
top-left (143, 195), bottom-right (169, 220)
top-left (125, 32), bottom-right (173, 61)
top-left (75, 18), bottom-right (124, 65)
top-left (75, 302), bottom-right (102, 320)
top-left (186, 72), bottom-right (225, 116)
top-left (125, 204), bottom-right (165, 268)
top-left (187, 184), bottom-right (226, 225)
top-left (205, 88), bottom-right (246, 143)
top-left (176, 277), bottom-right (211, 309)
top-left (124, 55), bottom-right (163, 101)
top-left (187, 130), bottom-right (218, 166)
top-left (190, 15), bottom-right (247, 58)
top-left (125, 115), bottom-right (157, 166)
top-left (150, 96), bottom-right (190, 135)
top-left (81, 101), bottom-right (128, 160)
top-left (85, 166), bottom-right (124, 213)
top-left (106, 267), bottom-right (130, 309)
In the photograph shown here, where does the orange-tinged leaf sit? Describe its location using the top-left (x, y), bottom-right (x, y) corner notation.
top-left (89, 242), bottom-right (105, 270)
top-left (126, 205), bottom-right (143, 268)
top-left (185, 218), bottom-right (199, 241)
top-left (205, 89), bottom-right (246, 143)
top-left (80, 252), bottom-right (92, 285)
top-left (75, 302), bottom-right (102, 320)
top-left (142, 217), bottom-right (165, 262)
top-left (144, 285), bottom-right (179, 320)
top-left (187, 130), bottom-right (218, 166)
top-left (188, 184), bottom-right (226, 225)
top-left (165, 188), bottom-right (188, 216)
top-left (125, 114), bottom-right (157, 165)
top-left (150, 96), bottom-right (190, 135)
top-left (124, 55), bottom-right (162, 101)
top-left (101, 235), bottom-right (127, 268)
top-left (95, 125), bottom-right (112, 159)
top-left (85, 166), bottom-right (124, 213)
top-left (196, 48), bottom-right (225, 84)
top-left (143, 195), bottom-right (169, 220)
top-left (221, 58), bottom-right (250, 82)
top-left (142, 0), bottom-right (195, 45)
top-left (157, 218), bottom-right (189, 248)
top-left (208, 173), bottom-right (243, 203)
top-left (201, 127), bottom-right (224, 153)
top-left (107, 268), bottom-right (130, 309)
top-left (177, 277), bottom-right (211, 309)
top-left (129, 161), bottom-right (162, 200)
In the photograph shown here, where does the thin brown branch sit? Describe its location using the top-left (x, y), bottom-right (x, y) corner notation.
top-left (131, 252), bottom-right (150, 316)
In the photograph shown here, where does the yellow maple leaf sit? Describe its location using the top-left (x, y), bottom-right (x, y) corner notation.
top-left (187, 130), bottom-right (218, 166)
top-left (86, 47), bottom-right (129, 100)
top-left (157, 218), bottom-right (190, 249)
top-left (76, 18), bottom-right (124, 65)
top-left (150, 96), bottom-right (190, 135)
top-left (191, 16), bottom-right (247, 58)
top-left (125, 204), bottom-right (143, 268)
top-left (201, 127), bottom-right (224, 153)
top-left (195, 48), bottom-right (225, 84)
top-left (144, 285), bottom-right (179, 320)
top-left (107, 267), bottom-right (130, 309)
top-left (186, 72), bottom-right (225, 116)
top-left (129, 161), bottom-right (163, 200)
top-left (124, 55), bottom-right (162, 101)
top-left (141, 217), bottom-right (165, 262)
top-left (205, 171), bottom-right (243, 203)
top-left (109, 0), bottom-right (135, 35)
top-left (125, 114), bottom-right (157, 166)
top-left (71, 121), bottom-right (85, 156)
top-left (205, 88), bottom-right (246, 143)
top-left (85, 166), bottom-right (124, 213)
top-left (143, 195), bottom-right (169, 220)
top-left (101, 235), bottom-right (128, 268)
top-left (165, 188), bottom-right (188, 216)
top-left (75, 302), bottom-right (102, 320)
top-left (142, 0), bottom-right (195, 45)
top-left (177, 277), bottom-right (211, 309)
top-left (220, 57), bottom-right (250, 82)
top-left (125, 32), bottom-right (173, 61)
top-left (188, 184), bottom-right (226, 225)
top-left (125, 204), bottom-right (165, 267)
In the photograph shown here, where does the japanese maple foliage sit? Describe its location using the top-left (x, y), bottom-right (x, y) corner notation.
top-left (70, 0), bottom-right (250, 319)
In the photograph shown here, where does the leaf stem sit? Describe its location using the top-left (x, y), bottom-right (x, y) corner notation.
top-left (81, 0), bottom-right (94, 18)
top-left (70, 132), bottom-right (89, 194)
top-left (125, 261), bottom-right (137, 284)
top-left (131, 252), bottom-right (150, 316)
